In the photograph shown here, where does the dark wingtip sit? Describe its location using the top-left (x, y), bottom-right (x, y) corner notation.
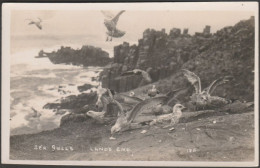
top-left (109, 89), bottom-right (115, 95)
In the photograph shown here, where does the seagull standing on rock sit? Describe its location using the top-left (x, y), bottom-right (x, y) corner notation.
top-left (150, 104), bottom-right (186, 128)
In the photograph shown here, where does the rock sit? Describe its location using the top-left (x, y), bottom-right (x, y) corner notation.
top-left (43, 92), bottom-right (98, 111)
top-left (203, 25), bottom-right (211, 35)
top-left (77, 83), bottom-right (93, 92)
top-left (183, 28), bottom-right (189, 35)
top-left (45, 45), bottom-right (112, 67)
top-left (60, 113), bottom-right (89, 127)
top-left (102, 16), bottom-right (254, 99)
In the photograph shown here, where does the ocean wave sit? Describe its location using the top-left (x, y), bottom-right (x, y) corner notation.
top-left (10, 96), bottom-right (69, 135)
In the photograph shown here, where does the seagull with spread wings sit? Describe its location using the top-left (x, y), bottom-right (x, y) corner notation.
top-left (26, 18), bottom-right (43, 30)
top-left (182, 69), bottom-right (232, 110)
top-left (86, 88), bottom-right (118, 123)
top-left (110, 89), bottom-right (184, 135)
top-left (86, 89), bottom-right (143, 123)
top-left (101, 10), bottom-right (126, 41)
top-left (120, 69), bottom-right (152, 87)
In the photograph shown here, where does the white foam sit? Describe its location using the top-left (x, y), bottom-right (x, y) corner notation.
top-left (10, 46), bottom-right (104, 135)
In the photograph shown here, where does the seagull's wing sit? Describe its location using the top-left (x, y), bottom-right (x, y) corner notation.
top-left (101, 10), bottom-right (115, 20)
top-left (120, 70), bottom-right (138, 76)
top-left (35, 23), bottom-right (42, 30)
top-left (126, 96), bottom-right (168, 122)
top-left (166, 88), bottom-right (186, 98)
top-left (114, 94), bottom-right (143, 105)
top-left (165, 88), bottom-right (186, 105)
top-left (203, 76), bottom-right (232, 95)
top-left (106, 88), bottom-right (114, 99)
top-left (100, 96), bottom-right (110, 114)
top-left (28, 21), bottom-right (35, 25)
top-left (31, 107), bottom-right (38, 113)
top-left (182, 69), bottom-right (201, 93)
top-left (111, 10), bottom-right (125, 25)
top-left (141, 70), bottom-right (152, 83)
top-left (38, 17), bottom-right (42, 22)
top-left (113, 99), bottom-right (125, 116)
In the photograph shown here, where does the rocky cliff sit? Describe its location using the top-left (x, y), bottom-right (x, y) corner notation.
top-left (41, 45), bottom-right (112, 67)
top-left (101, 16), bottom-right (255, 101)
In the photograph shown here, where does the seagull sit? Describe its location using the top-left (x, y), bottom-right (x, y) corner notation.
top-left (101, 10), bottom-right (126, 41)
top-left (24, 107), bottom-right (42, 122)
top-left (26, 18), bottom-right (42, 30)
top-left (182, 69), bottom-right (232, 110)
top-left (95, 82), bottom-right (108, 110)
top-left (110, 89), bottom-right (184, 135)
top-left (121, 69), bottom-right (152, 87)
top-left (149, 104), bottom-right (186, 128)
top-left (152, 103), bottom-right (172, 115)
top-left (129, 91), bottom-right (135, 97)
top-left (31, 107), bottom-right (42, 118)
top-left (87, 89), bottom-right (143, 123)
top-left (147, 85), bottom-right (160, 98)
top-left (86, 88), bottom-right (117, 123)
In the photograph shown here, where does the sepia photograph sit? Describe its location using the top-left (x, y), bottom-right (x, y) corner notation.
top-left (1, 2), bottom-right (259, 167)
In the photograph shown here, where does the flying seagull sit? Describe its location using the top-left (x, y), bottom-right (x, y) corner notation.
top-left (26, 18), bottom-right (42, 30)
top-left (121, 69), bottom-right (152, 87)
top-left (182, 69), bottom-right (232, 110)
top-left (110, 89), bottom-right (184, 135)
top-left (101, 10), bottom-right (126, 41)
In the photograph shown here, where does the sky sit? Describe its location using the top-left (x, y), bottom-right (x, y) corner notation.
top-left (10, 10), bottom-right (254, 56)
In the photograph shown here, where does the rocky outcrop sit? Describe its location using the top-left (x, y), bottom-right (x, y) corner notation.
top-left (43, 92), bottom-right (98, 113)
top-left (38, 45), bottom-right (112, 67)
top-left (101, 16), bottom-right (255, 102)
top-left (77, 83), bottom-right (93, 92)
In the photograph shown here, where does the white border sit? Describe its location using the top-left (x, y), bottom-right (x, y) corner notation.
top-left (1, 2), bottom-right (259, 167)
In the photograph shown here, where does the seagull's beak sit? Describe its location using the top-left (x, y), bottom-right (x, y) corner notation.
top-left (182, 106), bottom-right (187, 110)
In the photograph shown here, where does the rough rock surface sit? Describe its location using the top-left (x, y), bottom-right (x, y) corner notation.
top-left (77, 83), bottom-right (93, 92)
top-left (101, 16), bottom-right (254, 102)
top-left (9, 16), bottom-right (255, 162)
top-left (40, 45), bottom-right (112, 67)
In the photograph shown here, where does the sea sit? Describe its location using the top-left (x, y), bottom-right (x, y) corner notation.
top-left (9, 34), bottom-right (123, 136)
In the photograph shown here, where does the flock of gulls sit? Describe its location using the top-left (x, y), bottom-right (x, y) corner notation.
top-left (86, 69), bottom-right (239, 139)
top-left (25, 10), bottom-right (126, 41)
top-left (25, 11), bottom-right (253, 139)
